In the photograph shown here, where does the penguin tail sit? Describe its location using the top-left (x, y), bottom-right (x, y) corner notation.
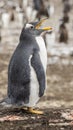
top-left (0, 97), bottom-right (12, 108)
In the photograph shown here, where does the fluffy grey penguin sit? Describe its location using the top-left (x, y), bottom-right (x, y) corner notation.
top-left (0, 19), bottom-right (52, 114)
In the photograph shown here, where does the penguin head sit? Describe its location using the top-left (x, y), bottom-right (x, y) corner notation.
top-left (20, 18), bottom-right (52, 40)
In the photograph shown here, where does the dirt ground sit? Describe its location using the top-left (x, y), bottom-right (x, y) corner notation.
top-left (0, 107), bottom-right (73, 130)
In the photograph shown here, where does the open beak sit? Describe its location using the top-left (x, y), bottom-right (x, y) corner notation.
top-left (35, 18), bottom-right (52, 31)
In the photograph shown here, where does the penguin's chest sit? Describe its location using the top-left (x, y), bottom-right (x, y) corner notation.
top-left (35, 36), bottom-right (47, 71)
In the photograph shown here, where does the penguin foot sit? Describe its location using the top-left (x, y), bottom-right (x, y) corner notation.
top-left (27, 107), bottom-right (43, 115)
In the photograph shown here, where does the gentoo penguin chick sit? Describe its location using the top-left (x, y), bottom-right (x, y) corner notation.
top-left (62, 12), bottom-right (69, 23)
top-left (59, 22), bottom-right (68, 43)
top-left (33, 0), bottom-right (49, 19)
top-left (1, 19), bottom-right (52, 114)
top-left (63, 0), bottom-right (71, 13)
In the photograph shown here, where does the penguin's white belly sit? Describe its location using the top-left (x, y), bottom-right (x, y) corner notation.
top-left (29, 66), bottom-right (40, 107)
top-left (24, 64), bottom-right (39, 107)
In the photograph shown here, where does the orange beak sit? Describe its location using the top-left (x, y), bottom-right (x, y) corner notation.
top-left (35, 18), bottom-right (52, 31)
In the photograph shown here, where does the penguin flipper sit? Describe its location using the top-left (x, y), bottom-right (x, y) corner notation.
top-left (31, 52), bottom-right (46, 97)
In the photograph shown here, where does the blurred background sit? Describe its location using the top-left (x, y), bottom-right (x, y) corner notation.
top-left (0, 0), bottom-right (73, 109)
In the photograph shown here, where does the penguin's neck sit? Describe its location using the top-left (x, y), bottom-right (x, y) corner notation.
top-left (20, 31), bottom-right (34, 42)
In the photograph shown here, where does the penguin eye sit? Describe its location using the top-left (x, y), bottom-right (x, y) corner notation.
top-left (30, 26), bottom-right (34, 29)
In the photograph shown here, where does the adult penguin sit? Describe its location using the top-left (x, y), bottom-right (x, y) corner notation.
top-left (0, 19), bottom-right (52, 114)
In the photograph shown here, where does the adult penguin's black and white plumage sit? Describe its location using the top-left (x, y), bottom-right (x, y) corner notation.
top-left (0, 19), bottom-right (52, 114)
